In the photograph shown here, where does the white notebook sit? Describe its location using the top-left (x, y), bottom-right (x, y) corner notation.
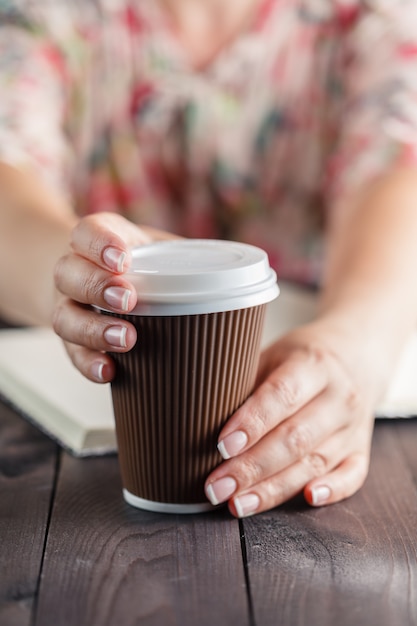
top-left (0, 327), bottom-right (116, 456)
top-left (0, 283), bottom-right (415, 457)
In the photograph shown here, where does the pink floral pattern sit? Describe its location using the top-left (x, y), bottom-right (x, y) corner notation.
top-left (0, 0), bottom-right (417, 284)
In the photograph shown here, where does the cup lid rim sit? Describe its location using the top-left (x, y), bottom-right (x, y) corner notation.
top-left (118, 239), bottom-right (279, 315)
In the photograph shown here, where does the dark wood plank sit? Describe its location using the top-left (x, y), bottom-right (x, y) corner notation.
top-left (392, 418), bottom-right (417, 479)
top-left (243, 420), bottom-right (417, 626)
top-left (0, 404), bottom-right (58, 626)
top-left (35, 452), bottom-right (250, 626)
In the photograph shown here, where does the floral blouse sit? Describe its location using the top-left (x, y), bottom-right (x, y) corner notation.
top-left (0, 0), bottom-right (417, 284)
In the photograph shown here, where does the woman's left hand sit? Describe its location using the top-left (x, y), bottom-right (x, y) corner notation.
top-left (204, 321), bottom-right (378, 517)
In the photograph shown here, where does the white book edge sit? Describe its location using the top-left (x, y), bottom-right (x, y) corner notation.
top-left (0, 327), bottom-right (116, 456)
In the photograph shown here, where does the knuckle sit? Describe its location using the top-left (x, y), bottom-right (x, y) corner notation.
top-left (81, 270), bottom-right (106, 303)
top-left (71, 213), bottom-right (96, 239)
top-left (257, 476), bottom-right (295, 509)
top-left (79, 316), bottom-right (101, 349)
top-left (282, 341), bottom-right (328, 369)
top-left (325, 350), bottom-right (361, 414)
top-left (72, 214), bottom-right (119, 260)
top-left (304, 451), bottom-right (328, 476)
top-left (284, 421), bottom-right (312, 460)
top-left (80, 213), bottom-right (99, 227)
top-left (236, 454), bottom-right (263, 486)
top-left (308, 344), bottom-right (327, 367)
top-left (266, 376), bottom-right (302, 412)
top-left (249, 403), bottom-right (270, 436)
top-left (263, 478), bottom-right (284, 503)
top-left (89, 231), bottom-right (108, 260)
top-left (345, 387), bottom-right (361, 413)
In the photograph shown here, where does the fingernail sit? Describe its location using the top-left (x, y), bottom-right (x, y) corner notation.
top-left (103, 247), bottom-right (127, 273)
top-left (104, 325), bottom-right (127, 348)
top-left (233, 493), bottom-right (260, 518)
top-left (311, 485), bottom-right (331, 506)
top-left (104, 286), bottom-right (132, 311)
top-left (218, 430), bottom-right (248, 460)
top-left (206, 477), bottom-right (237, 505)
top-left (91, 361), bottom-right (105, 382)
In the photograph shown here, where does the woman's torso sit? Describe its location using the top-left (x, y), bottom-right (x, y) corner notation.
top-left (2, 0), bottom-right (404, 284)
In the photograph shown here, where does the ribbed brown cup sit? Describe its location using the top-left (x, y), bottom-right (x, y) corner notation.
top-left (106, 304), bottom-right (266, 507)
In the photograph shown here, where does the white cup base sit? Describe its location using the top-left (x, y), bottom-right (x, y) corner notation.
top-left (123, 489), bottom-right (218, 514)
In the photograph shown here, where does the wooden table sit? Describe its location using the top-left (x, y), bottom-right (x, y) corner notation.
top-left (1, 398), bottom-right (417, 626)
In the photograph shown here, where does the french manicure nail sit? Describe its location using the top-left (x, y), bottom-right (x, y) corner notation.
top-left (91, 361), bottom-right (105, 382)
top-left (104, 325), bottom-right (127, 348)
top-left (233, 493), bottom-right (260, 518)
top-left (218, 430), bottom-right (248, 459)
top-left (311, 485), bottom-right (331, 506)
top-left (103, 247), bottom-right (127, 273)
top-left (206, 476), bottom-right (237, 505)
top-left (104, 286), bottom-right (131, 311)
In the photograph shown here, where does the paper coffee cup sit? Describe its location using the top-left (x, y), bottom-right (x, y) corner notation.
top-left (102, 239), bottom-right (279, 513)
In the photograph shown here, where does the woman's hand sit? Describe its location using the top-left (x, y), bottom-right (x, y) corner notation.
top-left (53, 212), bottom-right (172, 383)
top-left (203, 168), bottom-right (417, 517)
top-left (204, 321), bottom-right (378, 516)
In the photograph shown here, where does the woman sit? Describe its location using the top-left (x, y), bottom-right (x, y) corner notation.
top-left (1, 0), bottom-right (417, 517)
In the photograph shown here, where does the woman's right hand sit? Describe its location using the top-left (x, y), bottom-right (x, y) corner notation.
top-left (53, 212), bottom-right (172, 383)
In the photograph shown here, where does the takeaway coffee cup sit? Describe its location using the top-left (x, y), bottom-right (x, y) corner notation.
top-left (101, 239), bottom-right (279, 513)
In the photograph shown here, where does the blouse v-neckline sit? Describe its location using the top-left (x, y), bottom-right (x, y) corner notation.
top-left (140, 0), bottom-right (281, 77)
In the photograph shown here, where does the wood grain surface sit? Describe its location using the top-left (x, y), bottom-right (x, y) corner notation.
top-left (34, 452), bottom-right (249, 626)
top-left (242, 419), bottom-right (417, 626)
top-left (1, 395), bottom-right (417, 626)
top-left (0, 406), bottom-right (57, 626)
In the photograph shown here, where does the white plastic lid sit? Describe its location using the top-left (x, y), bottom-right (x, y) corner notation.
top-left (122, 239), bottom-right (279, 316)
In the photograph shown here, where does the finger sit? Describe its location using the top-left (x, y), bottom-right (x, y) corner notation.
top-left (216, 347), bottom-right (331, 460)
top-left (213, 391), bottom-right (351, 493)
top-left (53, 298), bottom-right (137, 352)
top-left (303, 453), bottom-right (370, 507)
top-left (206, 390), bottom-right (349, 505)
top-left (227, 431), bottom-right (366, 518)
top-left (304, 441), bottom-right (372, 507)
top-left (64, 341), bottom-right (116, 383)
top-left (70, 213), bottom-right (152, 272)
top-left (54, 255), bottom-right (137, 313)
